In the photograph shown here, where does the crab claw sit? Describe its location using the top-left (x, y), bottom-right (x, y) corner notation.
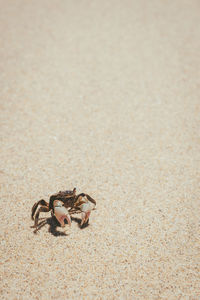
top-left (80, 202), bottom-right (95, 227)
top-left (59, 211), bottom-right (71, 227)
top-left (53, 200), bottom-right (71, 227)
top-left (63, 213), bottom-right (71, 227)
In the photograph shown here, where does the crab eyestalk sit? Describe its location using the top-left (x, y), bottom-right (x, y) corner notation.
top-left (53, 200), bottom-right (71, 227)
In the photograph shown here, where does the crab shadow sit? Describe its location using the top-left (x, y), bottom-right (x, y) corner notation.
top-left (32, 216), bottom-right (68, 236)
top-left (32, 215), bottom-right (89, 235)
top-left (48, 217), bottom-right (70, 236)
top-left (71, 216), bottom-right (90, 229)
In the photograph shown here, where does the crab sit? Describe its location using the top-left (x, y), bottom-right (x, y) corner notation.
top-left (31, 187), bottom-right (96, 230)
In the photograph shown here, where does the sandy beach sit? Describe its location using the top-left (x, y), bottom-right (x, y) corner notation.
top-left (0, 0), bottom-right (199, 299)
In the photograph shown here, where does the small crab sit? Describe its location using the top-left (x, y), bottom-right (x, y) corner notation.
top-left (31, 187), bottom-right (96, 230)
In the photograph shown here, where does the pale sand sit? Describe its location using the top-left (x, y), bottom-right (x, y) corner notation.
top-left (0, 0), bottom-right (200, 299)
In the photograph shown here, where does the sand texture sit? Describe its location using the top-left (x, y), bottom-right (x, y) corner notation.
top-left (0, 0), bottom-right (200, 299)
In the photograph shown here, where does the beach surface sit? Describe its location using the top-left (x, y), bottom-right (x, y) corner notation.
top-left (0, 0), bottom-right (199, 299)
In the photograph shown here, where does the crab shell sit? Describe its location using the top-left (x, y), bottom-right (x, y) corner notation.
top-left (49, 188), bottom-right (76, 211)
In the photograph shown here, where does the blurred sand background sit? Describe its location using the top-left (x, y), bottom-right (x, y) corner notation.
top-left (0, 0), bottom-right (200, 299)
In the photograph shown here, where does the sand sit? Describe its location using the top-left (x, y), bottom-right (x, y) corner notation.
top-left (0, 0), bottom-right (200, 299)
